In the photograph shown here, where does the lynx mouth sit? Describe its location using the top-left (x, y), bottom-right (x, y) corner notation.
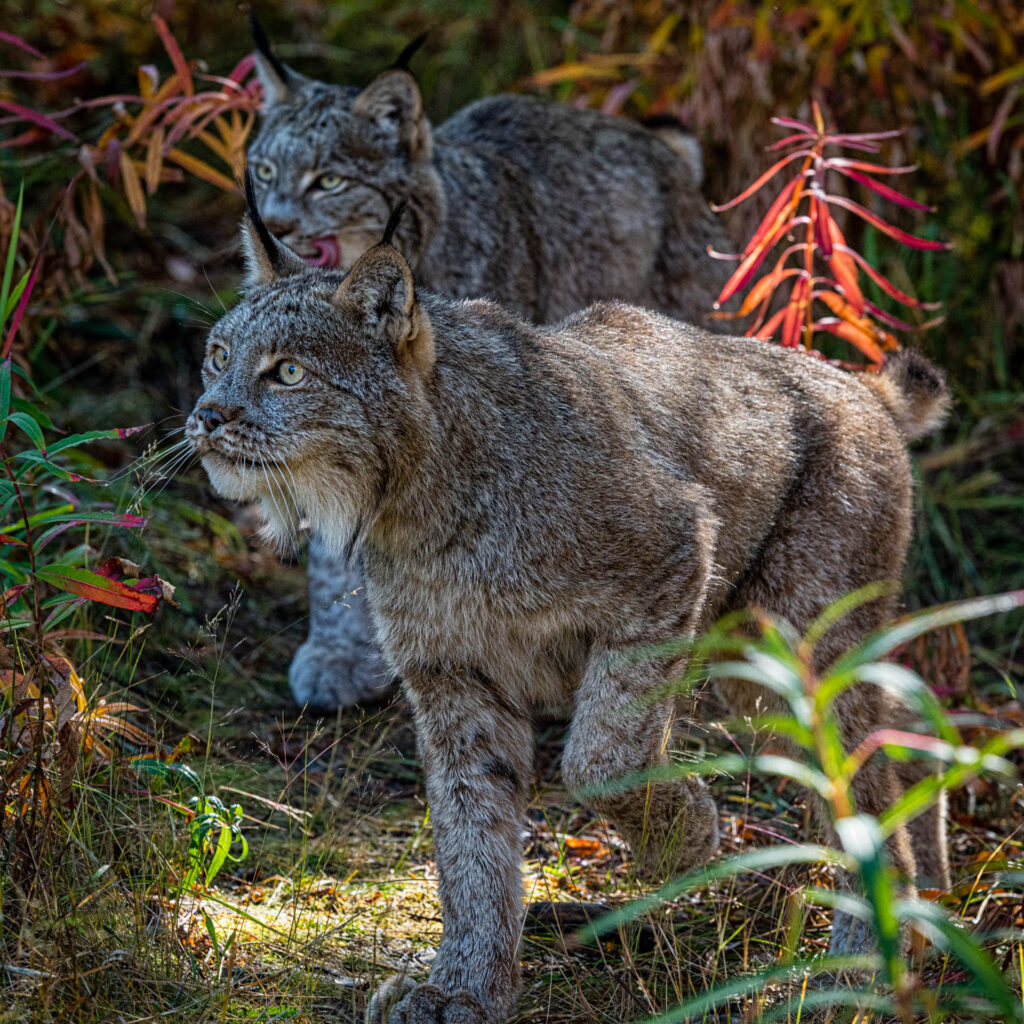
top-left (304, 236), bottom-right (341, 268)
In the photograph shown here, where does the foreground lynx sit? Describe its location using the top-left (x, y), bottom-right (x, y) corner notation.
top-left (188, 186), bottom-right (950, 1023)
top-left (247, 24), bottom-right (733, 708)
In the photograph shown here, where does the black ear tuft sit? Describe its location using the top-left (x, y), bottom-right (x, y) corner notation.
top-left (391, 32), bottom-right (427, 72)
top-left (244, 167), bottom-right (278, 257)
top-left (249, 9), bottom-right (289, 84)
top-left (381, 198), bottom-right (409, 248)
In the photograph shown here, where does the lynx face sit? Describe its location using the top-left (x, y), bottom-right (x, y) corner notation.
top-left (249, 56), bottom-right (435, 272)
top-left (185, 223), bottom-right (427, 555)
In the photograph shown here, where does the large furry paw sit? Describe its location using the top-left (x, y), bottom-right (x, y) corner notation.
top-left (288, 637), bottom-right (395, 710)
top-left (369, 979), bottom-right (490, 1024)
top-left (630, 775), bottom-right (720, 879)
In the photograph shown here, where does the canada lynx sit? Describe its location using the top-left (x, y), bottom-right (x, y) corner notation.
top-left (247, 25), bottom-right (733, 708)
top-left (187, 188), bottom-right (950, 1022)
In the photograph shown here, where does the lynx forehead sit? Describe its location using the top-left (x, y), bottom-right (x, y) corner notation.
top-left (189, 193), bottom-right (950, 1023)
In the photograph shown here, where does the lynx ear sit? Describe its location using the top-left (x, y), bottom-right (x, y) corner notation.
top-left (352, 70), bottom-right (432, 159)
top-left (333, 203), bottom-right (434, 371)
top-left (241, 169), bottom-right (307, 286)
top-left (250, 11), bottom-right (305, 106)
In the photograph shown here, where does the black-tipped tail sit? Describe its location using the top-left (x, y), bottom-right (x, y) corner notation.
top-left (879, 349), bottom-right (951, 440)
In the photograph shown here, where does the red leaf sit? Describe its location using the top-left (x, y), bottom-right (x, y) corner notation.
top-left (824, 157), bottom-right (916, 176)
top-left (0, 31), bottom-right (43, 58)
top-left (780, 275), bottom-right (810, 348)
top-left (152, 15), bottom-right (193, 96)
top-left (749, 306), bottom-right (787, 341)
top-left (0, 99), bottom-right (77, 141)
top-left (834, 166), bottom-right (932, 212)
top-left (824, 194), bottom-right (950, 250)
top-left (837, 246), bottom-right (941, 310)
top-left (826, 222), bottom-right (864, 314)
top-left (35, 565), bottom-right (159, 613)
top-left (771, 115), bottom-right (815, 133)
top-left (226, 53), bottom-right (255, 85)
top-left (0, 62), bottom-right (87, 81)
top-left (2, 241), bottom-right (45, 359)
top-left (711, 150), bottom-right (809, 212)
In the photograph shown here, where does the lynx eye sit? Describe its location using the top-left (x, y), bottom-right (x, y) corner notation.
top-left (316, 172), bottom-right (343, 191)
top-left (254, 161), bottom-right (275, 183)
top-left (210, 346), bottom-right (229, 371)
top-left (277, 360), bottom-right (306, 386)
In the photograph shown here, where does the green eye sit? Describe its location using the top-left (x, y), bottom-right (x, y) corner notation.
top-left (254, 162), bottom-right (275, 183)
top-left (277, 360), bottom-right (306, 385)
top-left (316, 172), bottom-right (343, 191)
top-left (211, 346), bottom-right (229, 371)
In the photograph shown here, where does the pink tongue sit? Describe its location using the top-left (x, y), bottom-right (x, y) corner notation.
top-left (305, 237), bottom-right (341, 268)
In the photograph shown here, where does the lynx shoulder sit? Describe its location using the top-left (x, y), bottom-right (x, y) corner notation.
top-left (188, 200), bottom-right (950, 1023)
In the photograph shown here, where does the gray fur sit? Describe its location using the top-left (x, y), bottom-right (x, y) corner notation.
top-left (188, 230), bottom-right (951, 1022)
top-left (247, 55), bottom-right (733, 707)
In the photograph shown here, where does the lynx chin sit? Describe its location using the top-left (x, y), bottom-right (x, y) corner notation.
top-left (187, 178), bottom-right (951, 1024)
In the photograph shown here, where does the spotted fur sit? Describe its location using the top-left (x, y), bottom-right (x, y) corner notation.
top-left (188, 224), bottom-right (951, 1023)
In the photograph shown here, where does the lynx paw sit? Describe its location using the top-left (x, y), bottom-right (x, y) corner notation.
top-left (631, 775), bottom-right (720, 879)
top-left (369, 979), bottom-right (490, 1024)
top-left (288, 638), bottom-right (395, 710)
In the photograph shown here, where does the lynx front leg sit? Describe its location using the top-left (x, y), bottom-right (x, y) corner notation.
top-left (370, 669), bottom-right (533, 1024)
top-left (563, 652), bottom-right (719, 879)
top-left (288, 534), bottom-right (395, 709)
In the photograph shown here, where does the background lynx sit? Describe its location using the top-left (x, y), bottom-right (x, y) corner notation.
top-left (187, 192), bottom-right (950, 1023)
top-left (247, 26), bottom-right (734, 707)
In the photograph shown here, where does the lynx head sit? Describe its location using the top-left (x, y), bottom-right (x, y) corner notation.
top-left (187, 172), bottom-right (435, 555)
top-left (246, 18), bottom-right (437, 274)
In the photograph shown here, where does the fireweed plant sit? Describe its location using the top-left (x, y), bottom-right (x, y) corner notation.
top-left (711, 101), bottom-right (952, 367)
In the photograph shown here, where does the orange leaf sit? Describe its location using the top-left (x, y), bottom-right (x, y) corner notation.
top-left (119, 150), bottom-right (146, 227)
top-left (817, 319), bottom-right (887, 366)
top-left (144, 126), bottom-right (164, 195)
top-left (827, 221), bottom-right (864, 313)
top-left (164, 147), bottom-right (238, 192)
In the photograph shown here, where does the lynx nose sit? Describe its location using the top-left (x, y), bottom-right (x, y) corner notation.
top-left (262, 216), bottom-right (295, 237)
top-left (197, 406), bottom-right (229, 433)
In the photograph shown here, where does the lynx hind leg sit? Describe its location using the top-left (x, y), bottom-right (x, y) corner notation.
top-left (722, 489), bottom-right (948, 953)
top-left (563, 652), bottom-right (719, 880)
top-left (289, 534), bottom-right (395, 709)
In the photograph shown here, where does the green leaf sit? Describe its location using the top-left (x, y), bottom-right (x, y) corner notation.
top-left (0, 358), bottom-right (10, 441)
top-left (829, 591), bottom-right (1024, 677)
top-left (0, 182), bottom-right (24, 330)
top-left (836, 815), bottom-right (902, 986)
top-left (8, 410), bottom-right (45, 450)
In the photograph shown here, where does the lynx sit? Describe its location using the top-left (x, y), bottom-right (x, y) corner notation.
top-left (247, 22), bottom-right (733, 708)
top-left (186, 186), bottom-right (951, 1023)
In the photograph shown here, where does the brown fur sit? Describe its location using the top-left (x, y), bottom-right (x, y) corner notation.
top-left (188, 217), bottom-right (951, 1023)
